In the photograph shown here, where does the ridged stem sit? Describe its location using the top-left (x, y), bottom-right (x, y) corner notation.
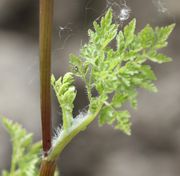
top-left (39, 0), bottom-right (55, 175)
top-left (39, 0), bottom-right (54, 155)
top-left (39, 160), bottom-right (56, 176)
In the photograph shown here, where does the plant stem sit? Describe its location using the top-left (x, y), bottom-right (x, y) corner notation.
top-left (47, 102), bottom-right (103, 161)
top-left (39, 0), bottom-right (55, 175)
top-left (39, 0), bottom-right (54, 156)
top-left (82, 74), bottom-right (92, 101)
top-left (39, 160), bottom-right (56, 176)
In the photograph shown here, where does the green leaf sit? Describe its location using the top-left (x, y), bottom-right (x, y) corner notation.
top-left (140, 81), bottom-right (158, 92)
top-left (69, 54), bottom-right (84, 77)
top-left (147, 50), bottom-right (172, 63)
top-left (117, 31), bottom-right (125, 52)
top-left (124, 18), bottom-right (136, 46)
top-left (155, 24), bottom-right (175, 48)
top-left (100, 8), bottom-right (113, 28)
top-left (51, 73), bottom-right (77, 130)
top-left (127, 89), bottom-right (138, 109)
top-left (99, 106), bottom-right (131, 135)
top-left (89, 95), bottom-right (108, 113)
top-left (138, 24), bottom-right (155, 48)
top-left (99, 106), bottom-right (114, 125)
top-left (52, 8), bottom-right (174, 140)
top-left (115, 111), bottom-right (131, 135)
top-left (88, 8), bottom-right (118, 49)
top-left (111, 93), bottom-right (128, 108)
top-left (1, 117), bottom-right (41, 176)
top-left (140, 65), bottom-right (157, 80)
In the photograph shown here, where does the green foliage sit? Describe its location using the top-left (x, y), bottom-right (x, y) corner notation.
top-left (68, 8), bottom-right (174, 135)
top-left (0, 8), bottom-right (174, 175)
top-left (51, 72), bottom-right (77, 130)
top-left (1, 117), bottom-right (41, 176)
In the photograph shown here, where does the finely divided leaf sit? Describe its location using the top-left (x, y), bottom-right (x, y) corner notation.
top-left (155, 24), bottom-right (175, 49)
top-left (124, 18), bottom-right (136, 46)
top-left (51, 73), bottom-right (77, 130)
top-left (1, 117), bottom-right (41, 176)
top-left (61, 8), bottom-right (174, 135)
top-left (138, 24), bottom-right (155, 48)
top-left (147, 50), bottom-right (172, 63)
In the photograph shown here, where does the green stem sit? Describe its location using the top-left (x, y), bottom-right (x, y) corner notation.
top-left (82, 74), bottom-right (92, 102)
top-left (47, 102), bottom-right (103, 161)
top-left (62, 107), bottom-right (73, 130)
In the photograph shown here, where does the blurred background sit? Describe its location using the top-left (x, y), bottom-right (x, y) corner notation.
top-left (0, 0), bottom-right (180, 175)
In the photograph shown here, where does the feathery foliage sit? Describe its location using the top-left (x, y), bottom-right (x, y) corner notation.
top-left (48, 8), bottom-right (174, 161)
top-left (51, 73), bottom-right (77, 130)
top-left (1, 8), bottom-right (174, 174)
top-left (1, 117), bottom-right (41, 176)
top-left (69, 9), bottom-right (174, 135)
